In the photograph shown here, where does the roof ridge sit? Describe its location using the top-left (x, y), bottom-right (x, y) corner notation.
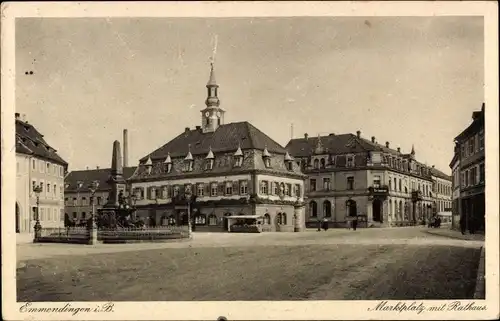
top-left (244, 121), bottom-right (286, 152)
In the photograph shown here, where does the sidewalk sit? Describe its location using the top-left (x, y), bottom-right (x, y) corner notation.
top-left (425, 228), bottom-right (485, 241)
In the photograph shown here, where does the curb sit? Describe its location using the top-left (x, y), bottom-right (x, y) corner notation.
top-left (424, 229), bottom-right (485, 242)
top-left (473, 246), bottom-right (486, 299)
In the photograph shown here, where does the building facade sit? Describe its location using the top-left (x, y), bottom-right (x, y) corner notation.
top-left (127, 64), bottom-right (307, 232)
top-left (64, 166), bottom-right (137, 224)
top-left (452, 103), bottom-right (485, 232)
top-left (286, 132), bottom-right (436, 228)
top-left (449, 146), bottom-right (461, 230)
top-left (430, 166), bottom-right (453, 224)
top-left (15, 113), bottom-right (68, 233)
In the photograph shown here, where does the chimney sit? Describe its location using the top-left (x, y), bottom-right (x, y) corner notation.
top-left (304, 133), bottom-right (309, 139)
top-left (432, 165), bottom-right (435, 168)
top-left (185, 127), bottom-right (190, 133)
top-left (86, 166), bottom-right (89, 170)
top-left (329, 133), bottom-right (335, 136)
top-left (385, 141), bottom-right (390, 148)
top-left (356, 130), bottom-right (361, 138)
top-left (371, 136), bottom-right (376, 143)
top-left (397, 147), bottom-right (401, 153)
top-left (195, 126), bottom-right (201, 131)
top-left (123, 129), bottom-right (129, 168)
top-left (96, 166), bottom-right (100, 170)
top-left (15, 112), bottom-right (20, 120)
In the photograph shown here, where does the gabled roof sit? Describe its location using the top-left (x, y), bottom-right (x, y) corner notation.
top-left (64, 167), bottom-right (137, 193)
top-left (286, 133), bottom-right (381, 157)
top-left (15, 119), bottom-right (68, 166)
top-left (454, 105), bottom-right (485, 142)
top-left (139, 121), bottom-right (287, 163)
top-left (430, 167), bottom-right (452, 181)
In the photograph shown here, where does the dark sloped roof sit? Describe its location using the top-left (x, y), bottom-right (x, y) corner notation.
top-left (454, 105), bottom-right (485, 142)
top-left (286, 134), bottom-right (384, 157)
top-left (65, 167), bottom-right (137, 193)
top-left (15, 119), bottom-right (68, 166)
top-left (139, 121), bottom-right (286, 163)
top-left (430, 167), bottom-right (452, 181)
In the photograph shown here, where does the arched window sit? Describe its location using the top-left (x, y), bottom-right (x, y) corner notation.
top-left (195, 214), bottom-right (206, 225)
top-left (314, 159), bottom-right (319, 169)
top-left (276, 213), bottom-right (282, 224)
top-left (394, 202), bottom-right (398, 219)
top-left (168, 215), bottom-right (176, 225)
top-left (323, 200), bottom-right (332, 217)
top-left (399, 200), bottom-right (403, 218)
top-left (310, 201), bottom-right (318, 217)
top-left (389, 200), bottom-right (392, 217)
top-left (264, 213), bottom-right (271, 224)
top-left (282, 213), bottom-right (287, 225)
top-left (399, 179), bottom-right (402, 192)
top-left (404, 187), bottom-right (408, 194)
top-left (320, 158), bottom-right (326, 169)
top-left (207, 214), bottom-right (217, 226)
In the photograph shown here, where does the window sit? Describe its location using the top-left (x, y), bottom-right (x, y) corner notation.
top-left (399, 179), bottom-right (402, 191)
top-left (465, 170), bottom-right (469, 187)
top-left (260, 181), bottom-right (268, 194)
top-left (46, 163), bottom-right (50, 172)
top-left (264, 158), bottom-right (271, 168)
top-left (208, 214), bottom-right (218, 226)
top-left (323, 178), bottom-right (331, 191)
top-left (32, 159), bottom-right (36, 170)
top-left (461, 172), bottom-right (466, 187)
top-left (72, 212), bottom-right (77, 219)
top-left (211, 183), bottom-right (218, 197)
top-left (282, 213), bottom-right (287, 225)
top-left (205, 160), bottom-right (214, 170)
top-left (479, 163), bottom-right (485, 183)
top-left (264, 214), bottom-right (271, 224)
top-left (285, 183), bottom-right (291, 196)
top-left (195, 214), bottom-right (206, 225)
top-left (310, 179), bottom-right (317, 192)
top-left (470, 167), bottom-right (477, 185)
top-left (294, 184), bottom-right (301, 197)
top-left (97, 197), bottom-right (102, 205)
top-left (461, 144), bottom-right (466, 158)
top-left (314, 159), bottom-right (319, 169)
top-left (469, 137), bottom-right (475, 155)
top-left (47, 184), bottom-right (51, 193)
top-left (173, 186), bottom-right (179, 197)
top-left (184, 160), bottom-right (194, 172)
top-left (53, 184), bottom-right (57, 196)
top-left (394, 178), bottom-right (397, 190)
top-left (389, 179), bottom-right (392, 190)
top-left (320, 158), bottom-right (326, 169)
top-left (197, 184), bottom-right (204, 197)
top-left (40, 182), bottom-right (44, 191)
top-left (479, 130), bottom-right (484, 150)
top-left (82, 197), bottom-right (87, 206)
top-left (32, 180), bottom-right (36, 191)
top-left (81, 212), bottom-right (86, 219)
top-left (286, 161), bottom-right (293, 171)
top-left (279, 183), bottom-right (285, 195)
top-left (225, 182), bottom-right (233, 195)
top-left (272, 182), bottom-right (278, 195)
top-left (346, 155), bottom-right (354, 167)
top-left (373, 175), bottom-right (381, 188)
top-left (234, 156), bottom-right (243, 167)
top-left (310, 201), bottom-right (318, 217)
top-left (240, 181), bottom-right (248, 195)
top-left (323, 200), bottom-right (332, 217)
top-left (347, 177), bottom-right (354, 190)
top-left (151, 187), bottom-right (157, 199)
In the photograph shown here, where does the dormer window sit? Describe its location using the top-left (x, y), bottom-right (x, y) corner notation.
top-left (262, 147), bottom-right (271, 168)
top-left (164, 154), bottom-right (172, 173)
top-left (284, 152), bottom-right (293, 171)
top-left (173, 185), bottom-right (180, 197)
top-left (184, 151), bottom-right (194, 172)
top-left (346, 155), bottom-right (355, 167)
top-left (205, 148), bottom-right (215, 170)
top-left (234, 145), bottom-right (244, 167)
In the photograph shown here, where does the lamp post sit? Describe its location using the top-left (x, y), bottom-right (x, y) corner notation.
top-left (185, 189), bottom-right (192, 238)
top-left (33, 184), bottom-right (42, 240)
top-left (88, 180), bottom-right (99, 244)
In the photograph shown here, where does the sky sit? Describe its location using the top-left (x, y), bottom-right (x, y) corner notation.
top-left (15, 16), bottom-right (484, 173)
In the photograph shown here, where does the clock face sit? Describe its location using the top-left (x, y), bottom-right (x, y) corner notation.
top-left (205, 111), bottom-right (210, 117)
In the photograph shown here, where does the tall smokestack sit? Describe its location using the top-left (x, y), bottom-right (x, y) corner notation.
top-left (123, 129), bottom-right (129, 168)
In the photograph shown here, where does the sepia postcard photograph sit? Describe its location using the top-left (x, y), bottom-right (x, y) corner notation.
top-left (1, 1), bottom-right (499, 320)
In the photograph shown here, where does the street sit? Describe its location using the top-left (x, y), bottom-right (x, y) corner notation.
top-left (16, 227), bottom-right (484, 301)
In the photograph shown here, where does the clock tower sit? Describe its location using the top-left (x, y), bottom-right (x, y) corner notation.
top-left (201, 63), bottom-right (225, 133)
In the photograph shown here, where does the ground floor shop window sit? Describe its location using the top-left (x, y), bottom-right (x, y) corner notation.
top-left (208, 214), bottom-right (218, 226)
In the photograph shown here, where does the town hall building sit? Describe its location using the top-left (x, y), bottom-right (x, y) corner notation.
top-left (127, 64), bottom-right (307, 232)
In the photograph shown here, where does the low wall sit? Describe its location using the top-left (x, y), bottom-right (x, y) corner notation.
top-left (34, 227), bottom-right (189, 244)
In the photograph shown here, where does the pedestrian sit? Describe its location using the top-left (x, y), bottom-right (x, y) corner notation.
top-left (352, 215), bottom-right (358, 231)
top-left (317, 218), bottom-right (321, 232)
top-left (459, 215), bottom-right (466, 235)
top-left (322, 218), bottom-right (329, 231)
top-left (346, 217), bottom-right (351, 230)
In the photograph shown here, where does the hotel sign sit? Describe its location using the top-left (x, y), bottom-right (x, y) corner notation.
top-left (368, 186), bottom-right (389, 197)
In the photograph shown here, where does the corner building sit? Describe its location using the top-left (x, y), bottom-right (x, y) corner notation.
top-left (286, 132), bottom-right (436, 228)
top-left (128, 65), bottom-right (307, 232)
top-left (15, 113), bottom-right (68, 233)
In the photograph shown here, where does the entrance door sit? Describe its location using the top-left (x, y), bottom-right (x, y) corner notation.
top-left (16, 202), bottom-right (20, 233)
top-left (347, 200), bottom-right (357, 217)
top-left (372, 199), bottom-right (382, 222)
